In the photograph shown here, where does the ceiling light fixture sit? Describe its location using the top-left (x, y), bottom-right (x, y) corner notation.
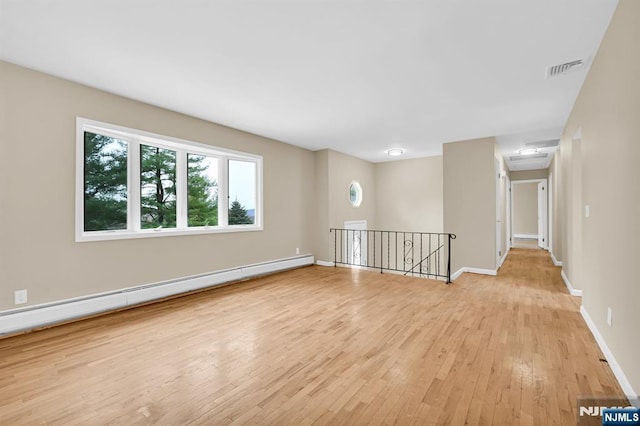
top-left (386, 148), bottom-right (404, 156)
top-left (518, 148), bottom-right (539, 156)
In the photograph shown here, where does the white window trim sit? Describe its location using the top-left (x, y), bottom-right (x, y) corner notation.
top-left (349, 180), bottom-right (363, 207)
top-left (76, 117), bottom-right (263, 242)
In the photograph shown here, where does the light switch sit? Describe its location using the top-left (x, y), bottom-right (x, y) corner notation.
top-left (584, 205), bottom-right (590, 218)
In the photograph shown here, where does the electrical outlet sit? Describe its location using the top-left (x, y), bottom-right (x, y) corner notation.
top-left (296, 247), bottom-right (300, 255)
top-left (14, 289), bottom-right (27, 305)
top-left (607, 307), bottom-right (612, 327)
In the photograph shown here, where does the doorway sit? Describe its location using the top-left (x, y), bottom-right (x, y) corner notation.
top-left (343, 220), bottom-right (368, 266)
top-left (510, 179), bottom-right (548, 249)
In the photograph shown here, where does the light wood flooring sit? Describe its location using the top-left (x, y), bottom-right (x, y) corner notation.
top-left (0, 249), bottom-right (625, 425)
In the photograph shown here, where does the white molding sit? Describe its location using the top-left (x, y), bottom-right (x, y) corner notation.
top-left (466, 267), bottom-right (498, 276)
top-left (451, 267), bottom-right (498, 281)
top-left (561, 270), bottom-right (582, 297)
top-left (498, 248), bottom-right (509, 268)
top-left (451, 268), bottom-right (466, 281)
top-left (343, 220), bottom-right (368, 227)
top-left (548, 171), bottom-right (553, 254)
top-left (0, 255), bottom-right (314, 336)
top-left (551, 252), bottom-right (563, 267)
top-left (510, 178), bottom-right (547, 184)
top-left (315, 260), bottom-right (335, 267)
top-left (513, 234), bottom-right (538, 240)
top-left (580, 305), bottom-right (639, 406)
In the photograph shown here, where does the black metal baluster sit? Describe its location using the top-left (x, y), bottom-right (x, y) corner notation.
top-left (447, 234), bottom-right (452, 284)
top-left (372, 230), bottom-right (376, 271)
top-left (360, 230), bottom-right (363, 267)
top-left (437, 234), bottom-right (441, 277)
top-left (387, 232), bottom-right (390, 271)
top-left (411, 233), bottom-right (415, 277)
top-left (333, 229), bottom-right (336, 267)
top-left (341, 228), bottom-right (344, 265)
top-left (378, 231), bottom-right (381, 271)
top-left (420, 233), bottom-right (423, 278)
top-left (428, 233), bottom-right (432, 277)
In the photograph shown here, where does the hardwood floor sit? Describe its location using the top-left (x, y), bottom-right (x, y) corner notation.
top-left (0, 249), bottom-right (625, 425)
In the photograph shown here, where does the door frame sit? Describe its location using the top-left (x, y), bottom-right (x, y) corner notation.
top-left (506, 175), bottom-right (511, 250)
top-left (343, 220), bottom-right (368, 266)
top-left (548, 172), bottom-right (553, 253)
top-left (509, 178), bottom-right (548, 249)
top-left (537, 181), bottom-right (547, 248)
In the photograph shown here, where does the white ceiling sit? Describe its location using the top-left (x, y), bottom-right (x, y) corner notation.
top-left (0, 0), bottom-right (618, 167)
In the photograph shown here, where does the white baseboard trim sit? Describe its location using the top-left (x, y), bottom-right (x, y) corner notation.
top-left (561, 270), bottom-right (582, 297)
top-left (580, 305), bottom-right (639, 406)
top-left (316, 260), bottom-right (335, 267)
top-left (551, 252), bottom-right (563, 267)
top-left (513, 234), bottom-right (538, 239)
top-left (0, 254), bottom-right (314, 337)
top-left (498, 248), bottom-right (509, 269)
top-left (451, 267), bottom-right (498, 281)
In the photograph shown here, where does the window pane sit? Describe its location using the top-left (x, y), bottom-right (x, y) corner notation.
top-left (84, 131), bottom-right (128, 231)
top-left (228, 160), bottom-right (256, 225)
top-left (187, 154), bottom-right (218, 227)
top-left (140, 145), bottom-right (177, 229)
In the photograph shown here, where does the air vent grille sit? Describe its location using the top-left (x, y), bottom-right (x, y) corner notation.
top-left (509, 153), bottom-right (548, 161)
top-left (547, 60), bottom-right (585, 78)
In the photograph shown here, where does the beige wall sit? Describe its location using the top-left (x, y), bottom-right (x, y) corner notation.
top-left (509, 169), bottom-right (548, 181)
top-left (512, 183), bottom-right (538, 236)
top-left (549, 155), bottom-right (563, 261)
top-left (312, 150), bottom-right (331, 262)
top-left (374, 156), bottom-right (443, 233)
top-left (312, 149), bottom-right (377, 263)
top-left (570, 138), bottom-right (584, 290)
top-left (443, 137), bottom-right (497, 273)
top-left (0, 61), bottom-right (316, 311)
top-left (327, 150), bottom-right (376, 231)
top-left (555, 0), bottom-right (640, 394)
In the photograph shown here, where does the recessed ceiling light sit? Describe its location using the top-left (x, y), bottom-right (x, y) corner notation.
top-left (386, 148), bottom-right (404, 156)
top-left (518, 148), bottom-right (539, 156)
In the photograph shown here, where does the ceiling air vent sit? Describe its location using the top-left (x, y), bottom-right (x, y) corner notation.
top-left (509, 153), bottom-right (548, 161)
top-left (525, 139), bottom-right (559, 148)
top-left (546, 59), bottom-right (585, 78)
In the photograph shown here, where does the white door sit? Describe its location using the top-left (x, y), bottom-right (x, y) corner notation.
top-left (344, 220), bottom-right (367, 266)
top-left (537, 182), bottom-right (547, 248)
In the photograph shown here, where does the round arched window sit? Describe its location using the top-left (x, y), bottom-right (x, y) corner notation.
top-left (349, 181), bottom-right (363, 207)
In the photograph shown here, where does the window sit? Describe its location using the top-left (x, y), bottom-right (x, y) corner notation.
top-left (77, 118), bottom-right (262, 241)
top-left (140, 144), bottom-right (177, 229)
top-left (187, 154), bottom-right (219, 227)
top-left (349, 181), bottom-right (363, 207)
top-left (83, 132), bottom-right (128, 231)
top-left (228, 160), bottom-right (256, 225)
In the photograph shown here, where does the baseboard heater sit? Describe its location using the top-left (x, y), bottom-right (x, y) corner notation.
top-left (0, 254), bottom-right (314, 337)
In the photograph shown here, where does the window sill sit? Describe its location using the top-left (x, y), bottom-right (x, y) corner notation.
top-left (76, 225), bottom-right (263, 242)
